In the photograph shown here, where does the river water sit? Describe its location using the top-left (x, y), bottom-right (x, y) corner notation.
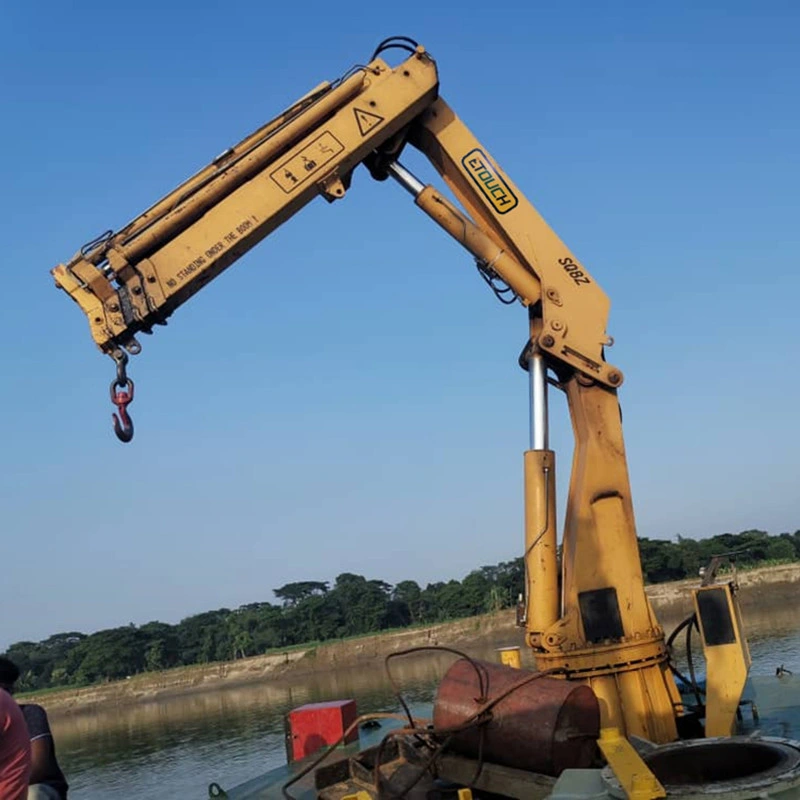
top-left (49, 608), bottom-right (800, 799)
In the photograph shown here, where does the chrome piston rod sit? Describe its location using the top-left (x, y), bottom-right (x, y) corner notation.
top-left (529, 350), bottom-right (549, 451)
top-left (386, 161), bottom-right (424, 197)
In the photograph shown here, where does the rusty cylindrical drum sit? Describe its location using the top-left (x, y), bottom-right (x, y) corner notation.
top-left (433, 658), bottom-right (599, 776)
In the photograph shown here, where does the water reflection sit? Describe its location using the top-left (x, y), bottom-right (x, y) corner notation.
top-left (52, 639), bottom-right (512, 798)
top-left (49, 615), bottom-right (800, 799)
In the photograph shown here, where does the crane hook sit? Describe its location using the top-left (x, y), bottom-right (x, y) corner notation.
top-left (110, 377), bottom-right (135, 443)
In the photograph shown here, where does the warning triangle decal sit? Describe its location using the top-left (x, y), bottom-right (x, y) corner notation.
top-left (354, 108), bottom-right (384, 136)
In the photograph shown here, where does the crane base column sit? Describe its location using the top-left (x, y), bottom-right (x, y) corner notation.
top-left (533, 637), bottom-right (682, 745)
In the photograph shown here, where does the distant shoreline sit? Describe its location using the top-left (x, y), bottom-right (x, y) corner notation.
top-left (25, 562), bottom-right (800, 717)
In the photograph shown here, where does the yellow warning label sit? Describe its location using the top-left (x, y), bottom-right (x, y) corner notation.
top-left (269, 131), bottom-right (345, 193)
top-left (354, 108), bottom-right (384, 136)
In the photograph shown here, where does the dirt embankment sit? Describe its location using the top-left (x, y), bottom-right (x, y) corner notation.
top-left (25, 616), bottom-right (513, 716)
top-left (24, 563), bottom-right (800, 716)
top-left (645, 561), bottom-right (800, 622)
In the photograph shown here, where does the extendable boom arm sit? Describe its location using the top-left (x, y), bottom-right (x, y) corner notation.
top-left (52, 43), bottom-right (618, 389)
top-left (53, 46), bottom-right (440, 358)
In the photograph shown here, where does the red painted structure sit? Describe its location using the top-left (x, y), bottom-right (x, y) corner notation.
top-left (286, 699), bottom-right (358, 762)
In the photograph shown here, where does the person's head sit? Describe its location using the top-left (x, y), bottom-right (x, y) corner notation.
top-left (0, 657), bottom-right (20, 693)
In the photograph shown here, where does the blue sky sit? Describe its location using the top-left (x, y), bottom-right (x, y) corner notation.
top-left (1, 0), bottom-right (798, 649)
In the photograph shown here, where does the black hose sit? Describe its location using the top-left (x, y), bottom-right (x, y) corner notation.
top-left (370, 36), bottom-right (420, 62)
top-left (686, 614), bottom-right (704, 708)
top-left (666, 613), bottom-right (704, 709)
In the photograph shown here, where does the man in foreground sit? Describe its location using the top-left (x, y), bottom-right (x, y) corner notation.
top-left (0, 682), bottom-right (30, 800)
top-left (0, 659), bottom-right (68, 800)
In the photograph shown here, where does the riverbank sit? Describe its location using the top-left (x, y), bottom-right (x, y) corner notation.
top-left (26, 562), bottom-right (800, 716)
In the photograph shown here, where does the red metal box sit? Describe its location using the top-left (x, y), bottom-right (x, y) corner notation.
top-left (286, 699), bottom-right (358, 762)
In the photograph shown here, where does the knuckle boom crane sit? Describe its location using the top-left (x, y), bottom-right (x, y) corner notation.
top-left (50, 36), bottom-right (752, 789)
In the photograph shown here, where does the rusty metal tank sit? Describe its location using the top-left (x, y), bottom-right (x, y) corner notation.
top-left (433, 658), bottom-right (600, 776)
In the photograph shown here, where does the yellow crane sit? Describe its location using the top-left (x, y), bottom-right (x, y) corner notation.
top-left (50, 36), bottom-right (752, 784)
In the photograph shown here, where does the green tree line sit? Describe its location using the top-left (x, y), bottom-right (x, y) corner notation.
top-left (5, 528), bottom-right (798, 692)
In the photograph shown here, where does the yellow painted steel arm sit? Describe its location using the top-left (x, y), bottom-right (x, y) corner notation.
top-left (410, 98), bottom-right (620, 389)
top-left (52, 47), bottom-right (440, 357)
top-left (406, 100), bottom-right (683, 743)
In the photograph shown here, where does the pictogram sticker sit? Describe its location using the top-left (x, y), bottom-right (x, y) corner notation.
top-left (269, 131), bottom-right (345, 193)
top-left (354, 108), bottom-right (384, 137)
